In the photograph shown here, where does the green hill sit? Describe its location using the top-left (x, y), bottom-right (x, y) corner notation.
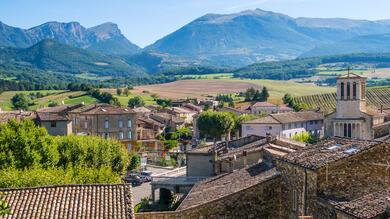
top-left (0, 39), bottom-right (145, 77)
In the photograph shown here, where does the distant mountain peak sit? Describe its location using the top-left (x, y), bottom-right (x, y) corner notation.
top-left (0, 21), bottom-right (139, 54)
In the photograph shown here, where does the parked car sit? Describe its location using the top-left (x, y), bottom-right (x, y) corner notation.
top-left (124, 173), bottom-right (143, 186)
top-left (140, 171), bottom-right (153, 182)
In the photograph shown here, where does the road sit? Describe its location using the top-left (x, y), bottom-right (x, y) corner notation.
top-left (132, 165), bottom-right (186, 205)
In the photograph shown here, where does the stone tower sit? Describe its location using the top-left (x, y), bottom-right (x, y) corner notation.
top-left (336, 73), bottom-right (367, 118)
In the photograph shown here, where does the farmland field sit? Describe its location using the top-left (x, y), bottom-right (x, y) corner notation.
top-left (0, 90), bottom-right (67, 110)
top-left (182, 73), bottom-right (234, 79)
top-left (293, 86), bottom-right (390, 112)
top-left (123, 79), bottom-right (335, 100)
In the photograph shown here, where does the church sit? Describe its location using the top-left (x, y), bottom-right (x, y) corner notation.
top-left (324, 72), bottom-right (390, 140)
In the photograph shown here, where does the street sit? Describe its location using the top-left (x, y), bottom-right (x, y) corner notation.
top-left (132, 165), bottom-right (186, 205)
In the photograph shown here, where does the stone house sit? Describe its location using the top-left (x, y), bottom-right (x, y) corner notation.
top-left (163, 107), bottom-right (197, 124)
top-left (137, 116), bottom-right (165, 140)
top-left (324, 73), bottom-right (390, 140)
top-left (242, 111), bottom-right (324, 138)
top-left (1, 184), bottom-right (134, 219)
top-left (186, 135), bottom-right (305, 177)
top-left (0, 109), bottom-right (36, 123)
top-left (68, 104), bottom-right (137, 148)
top-left (250, 101), bottom-right (293, 115)
top-left (132, 106), bottom-right (152, 116)
top-left (36, 112), bottom-right (72, 136)
top-left (150, 113), bottom-right (184, 134)
top-left (276, 137), bottom-right (390, 218)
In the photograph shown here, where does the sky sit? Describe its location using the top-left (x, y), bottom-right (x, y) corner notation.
top-left (1, 0), bottom-right (390, 47)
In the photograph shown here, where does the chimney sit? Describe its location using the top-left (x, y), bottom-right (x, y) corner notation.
top-left (243, 151), bottom-right (248, 167)
top-left (266, 132), bottom-right (272, 143)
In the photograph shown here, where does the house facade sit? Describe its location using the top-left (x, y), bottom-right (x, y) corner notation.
top-left (36, 112), bottom-right (72, 136)
top-left (250, 102), bottom-right (293, 115)
top-left (68, 104), bottom-right (137, 148)
top-left (242, 111), bottom-right (324, 138)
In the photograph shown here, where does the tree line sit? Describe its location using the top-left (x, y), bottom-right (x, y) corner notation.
top-left (0, 119), bottom-right (139, 188)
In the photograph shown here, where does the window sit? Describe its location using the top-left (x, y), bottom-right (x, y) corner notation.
top-left (282, 125), bottom-right (285, 130)
top-left (119, 120), bottom-right (123, 128)
top-left (301, 123), bottom-right (304, 127)
top-left (105, 116), bottom-right (109, 129)
top-left (84, 118), bottom-right (88, 129)
top-left (104, 133), bottom-right (109, 139)
top-left (353, 82), bottom-right (357, 99)
top-left (127, 143), bottom-right (131, 152)
top-left (51, 121), bottom-right (56, 127)
top-left (74, 118), bottom-right (77, 125)
top-left (288, 124), bottom-right (291, 129)
top-left (127, 131), bottom-right (131, 139)
top-left (265, 126), bottom-right (272, 131)
top-left (347, 82), bottom-right (351, 99)
top-left (127, 119), bottom-right (131, 128)
top-left (314, 120), bottom-right (318, 125)
top-left (292, 190), bottom-right (298, 211)
top-left (294, 123), bottom-right (297, 128)
top-left (246, 126), bottom-right (251, 131)
top-left (119, 131), bottom-right (123, 139)
top-left (340, 82), bottom-right (344, 99)
top-left (344, 123), bottom-right (347, 137)
top-left (310, 121), bottom-right (314, 125)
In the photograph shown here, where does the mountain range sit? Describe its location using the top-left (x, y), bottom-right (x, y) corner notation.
top-left (0, 21), bottom-right (140, 55)
top-left (2, 8), bottom-right (390, 69)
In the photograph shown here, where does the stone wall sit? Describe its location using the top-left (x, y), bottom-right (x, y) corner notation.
top-left (276, 161), bottom-right (319, 218)
top-left (215, 150), bottom-right (262, 174)
top-left (41, 120), bottom-right (72, 136)
top-left (317, 142), bottom-right (390, 200)
top-left (136, 176), bottom-right (282, 219)
top-left (186, 153), bottom-right (215, 177)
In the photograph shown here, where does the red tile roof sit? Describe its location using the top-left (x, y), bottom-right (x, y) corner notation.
top-left (252, 102), bottom-right (276, 107)
top-left (178, 162), bottom-right (278, 210)
top-left (1, 184), bottom-right (134, 219)
top-left (81, 106), bottom-right (135, 115)
top-left (37, 112), bottom-right (70, 121)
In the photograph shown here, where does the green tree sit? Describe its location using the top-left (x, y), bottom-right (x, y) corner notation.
top-left (204, 102), bottom-right (212, 111)
top-left (128, 96), bottom-right (145, 108)
top-left (259, 87), bottom-right (269, 102)
top-left (127, 154), bottom-right (140, 171)
top-left (197, 111), bottom-right (235, 144)
top-left (11, 93), bottom-right (30, 110)
top-left (116, 88), bottom-right (122, 96)
top-left (244, 87), bottom-right (256, 101)
top-left (151, 94), bottom-right (159, 100)
top-left (292, 132), bottom-right (319, 144)
top-left (253, 90), bottom-right (261, 101)
top-left (123, 87), bottom-right (130, 96)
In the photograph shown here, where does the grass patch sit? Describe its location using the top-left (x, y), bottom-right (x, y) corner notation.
top-left (113, 94), bottom-right (157, 107)
top-left (0, 90), bottom-right (67, 110)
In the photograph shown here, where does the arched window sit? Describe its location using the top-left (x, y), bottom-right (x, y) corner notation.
top-left (353, 82), bottom-right (357, 99)
top-left (340, 83), bottom-right (344, 100)
top-left (347, 82), bottom-right (351, 99)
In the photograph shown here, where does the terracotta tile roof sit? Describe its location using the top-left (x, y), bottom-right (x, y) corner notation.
top-left (132, 107), bottom-right (151, 113)
top-left (68, 103), bottom-right (112, 113)
top-left (138, 117), bottom-right (165, 128)
top-left (243, 115), bottom-right (280, 124)
top-left (279, 105), bottom-right (293, 111)
top-left (36, 104), bottom-right (83, 114)
top-left (172, 107), bottom-right (193, 113)
top-left (81, 106), bottom-right (135, 115)
top-left (183, 103), bottom-right (202, 112)
top-left (237, 105), bottom-right (250, 111)
top-left (329, 188), bottom-right (390, 218)
top-left (37, 112), bottom-right (70, 121)
top-left (152, 113), bottom-right (184, 124)
top-left (218, 138), bottom-right (268, 160)
top-left (178, 162), bottom-right (279, 210)
top-left (252, 102), bottom-right (276, 107)
top-left (0, 110), bottom-right (36, 122)
top-left (279, 137), bottom-right (384, 170)
top-left (245, 111), bottom-right (324, 125)
top-left (0, 184), bottom-right (134, 219)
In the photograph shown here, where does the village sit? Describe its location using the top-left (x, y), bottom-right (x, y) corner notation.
top-left (1, 72), bottom-right (390, 218)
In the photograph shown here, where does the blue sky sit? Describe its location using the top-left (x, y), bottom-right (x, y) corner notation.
top-left (1, 0), bottom-right (390, 47)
